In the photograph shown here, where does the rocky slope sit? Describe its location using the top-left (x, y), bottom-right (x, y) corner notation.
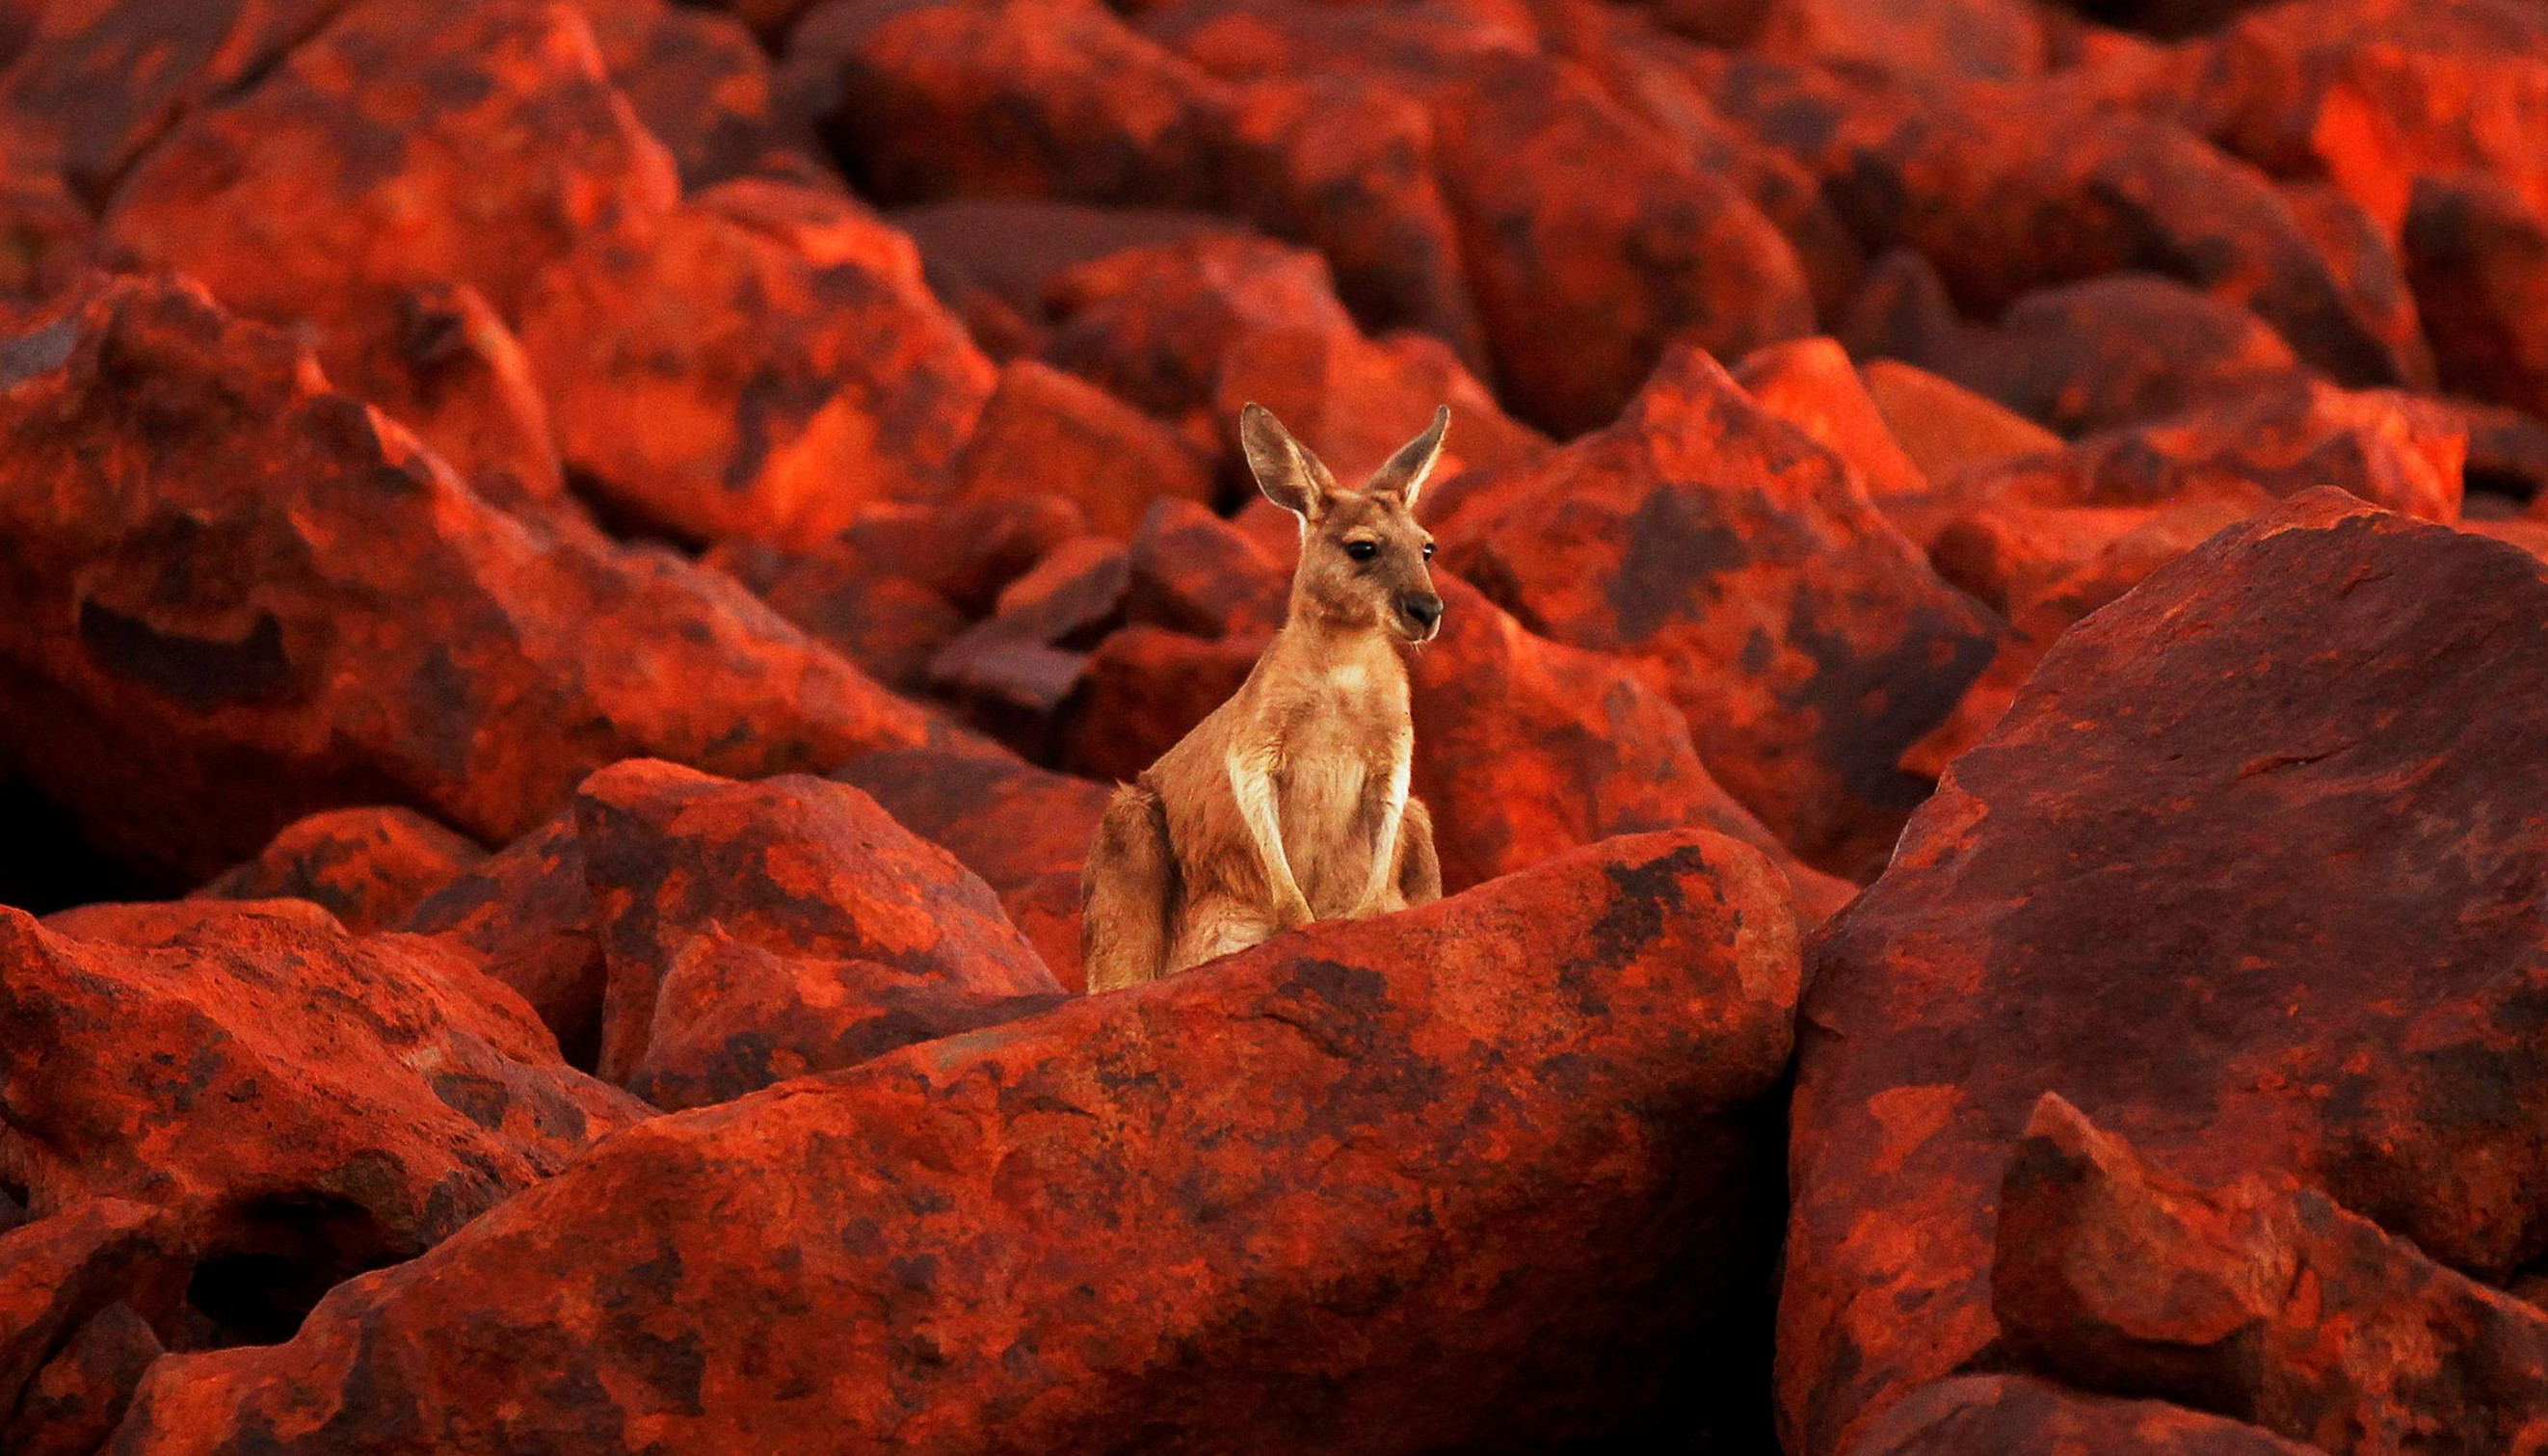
top-left (0, 0), bottom-right (2541, 1452)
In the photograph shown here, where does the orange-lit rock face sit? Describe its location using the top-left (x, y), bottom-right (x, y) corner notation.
top-left (110, 831), bottom-right (1801, 1456)
top-left (407, 760), bottom-right (1061, 1106)
top-left (522, 178), bottom-right (995, 547)
top-left (0, 276), bottom-right (928, 887)
top-left (1783, 492), bottom-right (2548, 1455)
top-left (0, 902), bottom-right (647, 1346)
top-left (1440, 344), bottom-right (2004, 881)
top-left (190, 807), bottom-right (486, 935)
top-left (1968, 379), bottom-right (2467, 521)
top-left (96, 0), bottom-right (678, 384)
top-left (1993, 1095), bottom-right (2548, 1453)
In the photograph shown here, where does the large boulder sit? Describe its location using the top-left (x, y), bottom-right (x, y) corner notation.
top-left (0, 902), bottom-right (645, 1351)
top-left (1782, 490), bottom-right (2548, 1453)
top-left (0, 274), bottom-right (930, 889)
top-left (111, 829), bottom-right (1801, 1456)
top-left (830, 741), bottom-right (1115, 991)
top-left (190, 807), bottom-right (487, 936)
top-left (1439, 343), bottom-right (2004, 881)
top-left (1994, 1094), bottom-right (2548, 1455)
top-left (96, 0), bottom-right (678, 391)
top-left (1847, 1375), bottom-right (2322, 1456)
top-left (0, 0), bottom-right (341, 204)
top-left (409, 760), bottom-right (1061, 1110)
top-left (518, 178), bottom-right (996, 547)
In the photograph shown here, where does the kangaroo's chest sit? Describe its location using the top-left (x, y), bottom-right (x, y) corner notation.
top-left (1271, 663), bottom-right (1409, 889)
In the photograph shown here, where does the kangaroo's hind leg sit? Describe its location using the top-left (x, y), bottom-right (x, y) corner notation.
top-left (1080, 781), bottom-right (1180, 993)
top-left (1394, 794), bottom-right (1442, 907)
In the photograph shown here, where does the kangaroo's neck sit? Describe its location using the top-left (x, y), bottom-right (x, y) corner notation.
top-left (1265, 608), bottom-right (1407, 697)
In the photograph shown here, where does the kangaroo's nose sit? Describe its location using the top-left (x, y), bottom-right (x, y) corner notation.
top-left (1401, 592), bottom-right (1445, 630)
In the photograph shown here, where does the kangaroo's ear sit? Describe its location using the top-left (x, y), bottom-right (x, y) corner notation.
top-left (1240, 403), bottom-right (1336, 521)
top-left (1368, 405), bottom-right (1450, 511)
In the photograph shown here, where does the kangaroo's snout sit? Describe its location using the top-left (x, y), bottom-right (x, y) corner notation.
top-left (1399, 591), bottom-right (1445, 638)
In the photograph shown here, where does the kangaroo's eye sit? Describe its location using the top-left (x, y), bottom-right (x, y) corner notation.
top-left (1344, 540), bottom-right (1379, 562)
top-left (1421, 541), bottom-right (1436, 560)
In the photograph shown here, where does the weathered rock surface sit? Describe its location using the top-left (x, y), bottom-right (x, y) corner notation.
top-left (1440, 343), bottom-right (2004, 881)
top-left (410, 760), bottom-right (1060, 1109)
top-left (191, 807), bottom-right (487, 935)
top-left (1784, 490), bottom-right (2548, 1454)
top-left (1995, 1094), bottom-right (2548, 1456)
top-left (519, 177), bottom-right (996, 546)
top-left (831, 741), bottom-right (1114, 991)
top-left (0, 274), bottom-right (930, 888)
top-left (0, 0), bottom-right (342, 205)
top-left (1962, 380), bottom-right (2466, 522)
top-left (950, 359), bottom-right (1215, 539)
top-left (97, 0), bottom-right (678, 389)
top-left (1848, 1375), bottom-right (2323, 1456)
top-left (0, 901), bottom-right (645, 1351)
top-left (111, 829), bottom-right (1801, 1456)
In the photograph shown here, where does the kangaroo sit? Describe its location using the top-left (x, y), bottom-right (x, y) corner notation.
top-left (1079, 402), bottom-right (1450, 993)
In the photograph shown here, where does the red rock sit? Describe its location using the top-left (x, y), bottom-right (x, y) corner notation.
top-left (832, 741), bottom-right (1117, 991)
top-left (0, 0), bottom-right (340, 204)
top-left (520, 177), bottom-right (996, 547)
top-left (112, 830), bottom-right (1801, 1456)
top-left (2404, 172), bottom-right (2548, 423)
top-left (4, 1298), bottom-right (162, 1456)
top-left (2280, 180), bottom-right (2436, 393)
top-left (928, 538), bottom-right (1130, 753)
top-left (1700, 60), bottom-right (2419, 389)
top-left (1745, 0), bottom-right (2046, 87)
top-left (1119, 496), bottom-right (1289, 640)
top-left (952, 360), bottom-right (1217, 539)
top-left (1859, 357), bottom-right (2066, 488)
top-left (1427, 52), bottom-right (1813, 436)
top-left (1849, 1375), bottom-right (2322, 1456)
top-left (569, 759), bottom-right (1059, 1109)
top-left (1217, 71), bottom-right (1489, 372)
top-left (1414, 577), bottom-right (1858, 920)
top-left (1924, 503), bottom-right (2162, 616)
top-left (1784, 490), bottom-right (2548, 1454)
top-left (412, 760), bottom-right (1060, 1107)
top-left (1846, 261), bottom-right (2308, 437)
top-left (1055, 622), bottom-right (1262, 785)
top-left (0, 1201), bottom-right (184, 1430)
top-left (1041, 233), bottom-right (1357, 420)
top-left (0, 902), bottom-right (644, 1347)
top-left (189, 807), bottom-right (487, 935)
top-left (785, 0), bottom-right (1488, 369)
top-left (1968, 380), bottom-right (2466, 521)
top-left (1996, 1094), bottom-right (2548, 1455)
top-left (338, 281), bottom-right (574, 525)
top-left (1142, 0), bottom-right (1540, 86)
top-left (0, 142), bottom-right (89, 305)
top-left (97, 0), bottom-right (679, 388)
top-left (568, 0), bottom-right (816, 189)
top-left (2158, 0), bottom-right (2548, 239)
top-left (887, 197), bottom-right (1247, 323)
top-left (1734, 336), bottom-right (1927, 500)
top-left (2467, 517), bottom-right (2548, 563)
top-left (1533, 4), bottom-right (1872, 320)
top-left (1208, 326), bottom-right (1549, 485)
top-left (1907, 494), bottom-right (2268, 776)
top-left (0, 275), bottom-right (930, 888)
top-left (703, 537), bottom-right (966, 693)
top-left (1440, 343), bottom-right (2005, 881)
top-left (825, 494), bottom-right (1093, 616)
top-left (402, 811), bottom-right (606, 1070)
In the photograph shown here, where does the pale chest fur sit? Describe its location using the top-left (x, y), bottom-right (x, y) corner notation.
top-left (1265, 654), bottom-right (1411, 912)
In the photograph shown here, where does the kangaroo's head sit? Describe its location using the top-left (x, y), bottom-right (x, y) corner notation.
top-left (1241, 402), bottom-right (1447, 645)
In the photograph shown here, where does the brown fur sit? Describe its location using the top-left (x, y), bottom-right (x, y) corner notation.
top-left (1079, 404), bottom-right (1450, 993)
